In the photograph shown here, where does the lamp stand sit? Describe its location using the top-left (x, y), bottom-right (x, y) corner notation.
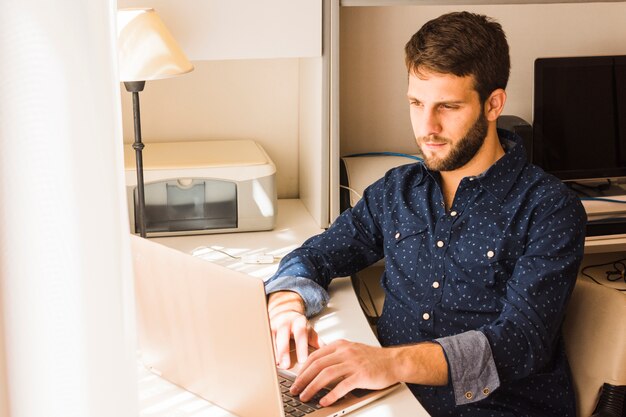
top-left (124, 80), bottom-right (147, 238)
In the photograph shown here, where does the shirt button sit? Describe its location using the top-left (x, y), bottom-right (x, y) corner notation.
top-left (450, 211), bottom-right (457, 217)
top-left (422, 312), bottom-right (430, 320)
top-left (436, 240), bottom-right (444, 248)
top-left (465, 391), bottom-right (473, 400)
top-left (395, 232), bottom-right (400, 239)
top-left (432, 281), bottom-right (440, 289)
top-left (482, 388), bottom-right (490, 396)
top-left (486, 250), bottom-right (495, 258)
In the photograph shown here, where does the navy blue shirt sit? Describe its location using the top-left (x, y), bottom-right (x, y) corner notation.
top-left (266, 131), bottom-right (586, 416)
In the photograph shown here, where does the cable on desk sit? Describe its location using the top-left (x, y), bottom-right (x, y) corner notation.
top-left (580, 256), bottom-right (626, 291)
top-left (192, 246), bottom-right (280, 264)
top-left (192, 246), bottom-right (238, 259)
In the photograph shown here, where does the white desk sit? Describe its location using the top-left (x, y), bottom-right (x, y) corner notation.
top-left (142, 199), bottom-right (427, 417)
top-left (584, 234), bottom-right (626, 254)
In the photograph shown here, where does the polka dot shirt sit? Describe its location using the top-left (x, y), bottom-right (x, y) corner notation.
top-left (266, 131), bottom-right (587, 416)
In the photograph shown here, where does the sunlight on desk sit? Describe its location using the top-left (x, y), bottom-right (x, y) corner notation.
top-left (191, 245), bottom-right (288, 279)
top-left (138, 364), bottom-right (235, 417)
top-left (312, 311), bottom-right (349, 342)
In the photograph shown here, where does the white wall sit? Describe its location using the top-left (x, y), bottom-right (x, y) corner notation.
top-left (298, 56), bottom-right (329, 226)
top-left (120, 59), bottom-right (302, 198)
top-left (117, 0), bottom-right (322, 61)
top-left (0, 1), bottom-right (137, 416)
top-left (339, 3), bottom-right (626, 155)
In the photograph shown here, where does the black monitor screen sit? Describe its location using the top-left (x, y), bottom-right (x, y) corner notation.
top-left (532, 55), bottom-right (626, 181)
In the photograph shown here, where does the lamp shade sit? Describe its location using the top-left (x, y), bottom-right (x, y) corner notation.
top-left (117, 8), bottom-right (193, 82)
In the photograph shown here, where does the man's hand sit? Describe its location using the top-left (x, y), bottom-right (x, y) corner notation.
top-left (290, 339), bottom-right (448, 407)
top-left (289, 340), bottom-right (398, 407)
top-left (268, 291), bottom-right (321, 369)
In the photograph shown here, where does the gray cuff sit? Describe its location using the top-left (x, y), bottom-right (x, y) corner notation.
top-left (264, 276), bottom-right (330, 318)
top-left (436, 330), bottom-right (500, 405)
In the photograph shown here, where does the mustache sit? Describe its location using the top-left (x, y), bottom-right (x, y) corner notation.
top-left (418, 135), bottom-right (449, 144)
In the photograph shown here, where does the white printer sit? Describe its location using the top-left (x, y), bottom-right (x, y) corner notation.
top-left (124, 139), bottom-right (276, 237)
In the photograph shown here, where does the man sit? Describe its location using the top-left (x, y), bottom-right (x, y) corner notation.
top-left (265, 11), bottom-right (586, 417)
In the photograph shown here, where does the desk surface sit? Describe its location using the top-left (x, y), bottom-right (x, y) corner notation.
top-left (583, 234), bottom-right (626, 254)
top-left (143, 199), bottom-right (427, 417)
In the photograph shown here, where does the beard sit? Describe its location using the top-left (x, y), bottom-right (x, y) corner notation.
top-left (418, 112), bottom-right (488, 172)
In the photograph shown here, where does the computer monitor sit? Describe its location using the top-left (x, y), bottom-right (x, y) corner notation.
top-left (532, 55), bottom-right (626, 182)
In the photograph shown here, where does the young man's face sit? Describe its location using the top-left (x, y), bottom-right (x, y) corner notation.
top-left (407, 70), bottom-right (488, 172)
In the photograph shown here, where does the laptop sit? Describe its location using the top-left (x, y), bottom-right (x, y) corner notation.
top-left (130, 235), bottom-right (398, 417)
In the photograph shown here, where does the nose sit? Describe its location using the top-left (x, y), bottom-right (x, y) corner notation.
top-left (411, 107), bottom-right (442, 138)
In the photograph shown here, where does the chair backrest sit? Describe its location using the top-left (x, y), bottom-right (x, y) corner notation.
top-left (562, 277), bottom-right (626, 417)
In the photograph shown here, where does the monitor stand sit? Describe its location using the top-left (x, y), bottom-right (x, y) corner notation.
top-left (567, 180), bottom-right (626, 198)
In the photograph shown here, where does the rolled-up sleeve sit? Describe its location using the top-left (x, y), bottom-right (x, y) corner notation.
top-left (265, 275), bottom-right (329, 318)
top-left (436, 330), bottom-right (500, 405)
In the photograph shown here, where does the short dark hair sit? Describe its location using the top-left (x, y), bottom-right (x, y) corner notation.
top-left (405, 11), bottom-right (510, 102)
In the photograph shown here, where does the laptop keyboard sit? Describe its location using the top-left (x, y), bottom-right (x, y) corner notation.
top-left (279, 375), bottom-right (328, 416)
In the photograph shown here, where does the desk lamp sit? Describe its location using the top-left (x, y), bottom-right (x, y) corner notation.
top-left (117, 8), bottom-right (193, 237)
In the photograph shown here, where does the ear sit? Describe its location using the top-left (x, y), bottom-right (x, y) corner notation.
top-left (484, 89), bottom-right (507, 122)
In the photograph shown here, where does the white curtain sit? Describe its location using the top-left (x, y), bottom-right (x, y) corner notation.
top-left (0, 1), bottom-right (137, 416)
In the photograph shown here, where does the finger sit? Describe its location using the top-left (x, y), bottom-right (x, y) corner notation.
top-left (319, 375), bottom-right (357, 407)
top-left (292, 348), bottom-right (341, 396)
top-left (293, 344), bottom-right (335, 388)
top-left (274, 325), bottom-right (292, 369)
top-left (292, 318), bottom-right (311, 364)
top-left (297, 338), bottom-right (346, 377)
top-left (297, 363), bottom-right (347, 403)
top-left (308, 326), bottom-right (322, 349)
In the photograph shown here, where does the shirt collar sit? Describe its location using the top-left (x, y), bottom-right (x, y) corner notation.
top-left (473, 128), bottom-right (528, 201)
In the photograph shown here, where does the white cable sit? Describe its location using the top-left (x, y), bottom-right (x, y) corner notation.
top-left (340, 185), bottom-right (363, 200)
top-left (192, 245), bottom-right (278, 264)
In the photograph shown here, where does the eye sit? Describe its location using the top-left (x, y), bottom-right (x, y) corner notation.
top-left (440, 103), bottom-right (460, 110)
